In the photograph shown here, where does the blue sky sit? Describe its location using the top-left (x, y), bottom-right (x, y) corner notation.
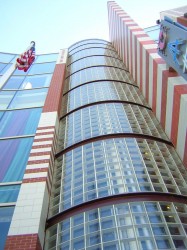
top-left (0, 0), bottom-right (186, 54)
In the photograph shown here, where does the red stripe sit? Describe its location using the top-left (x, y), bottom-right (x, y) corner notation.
top-left (43, 64), bottom-right (66, 114)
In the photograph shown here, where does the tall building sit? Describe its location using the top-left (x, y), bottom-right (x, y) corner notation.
top-left (1, 2), bottom-right (187, 250)
top-left (107, 1), bottom-right (187, 167)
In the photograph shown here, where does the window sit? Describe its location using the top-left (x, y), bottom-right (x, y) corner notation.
top-left (0, 206), bottom-right (14, 250)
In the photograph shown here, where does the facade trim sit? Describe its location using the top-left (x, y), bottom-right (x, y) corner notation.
top-left (55, 133), bottom-right (173, 158)
top-left (46, 192), bottom-right (187, 229)
top-left (69, 41), bottom-right (112, 52)
top-left (60, 100), bottom-right (151, 120)
top-left (64, 79), bottom-right (138, 95)
top-left (68, 46), bottom-right (117, 57)
top-left (67, 54), bottom-right (122, 67)
top-left (65, 65), bottom-right (129, 79)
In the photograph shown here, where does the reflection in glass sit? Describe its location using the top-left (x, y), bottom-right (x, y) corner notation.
top-left (28, 62), bottom-right (56, 74)
top-left (8, 88), bottom-right (48, 109)
top-left (20, 74), bottom-right (52, 88)
top-left (2, 76), bottom-right (24, 90)
top-left (0, 53), bottom-right (15, 63)
top-left (0, 137), bottom-right (34, 182)
top-left (0, 91), bottom-right (15, 109)
top-left (35, 54), bottom-right (58, 63)
top-left (0, 185), bottom-right (20, 203)
top-left (0, 108), bottom-right (42, 137)
top-left (0, 206), bottom-right (14, 249)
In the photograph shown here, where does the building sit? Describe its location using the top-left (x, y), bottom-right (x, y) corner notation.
top-left (1, 2), bottom-right (187, 250)
top-left (107, 1), bottom-right (187, 167)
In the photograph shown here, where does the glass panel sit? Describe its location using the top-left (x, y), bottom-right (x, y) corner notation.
top-left (0, 91), bottom-right (15, 109)
top-left (0, 53), bottom-right (15, 63)
top-left (35, 54), bottom-right (58, 63)
top-left (28, 62), bottom-right (56, 74)
top-left (0, 63), bottom-right (7, 73)
top-left (0, 108), bottom-right (42, 137)
top-left (8, 89), bottom-right (48, 108)
top-left (20, 74), bottom-right (52, 88)
top-left (0, 206), bottom-right (14, 250)
top-left (0, 185), bottom-right (20, 202)
top-left (2, 76), bottom-right (24, 90)
top-left (0, 137), bottom-right (34, 182)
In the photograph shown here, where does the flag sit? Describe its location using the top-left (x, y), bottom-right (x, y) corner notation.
top-left (16, 41), bottom-right (36, 72)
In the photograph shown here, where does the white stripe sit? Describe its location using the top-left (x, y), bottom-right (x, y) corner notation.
top-left (136, 41), bottom-right (140, 87)
top-left (137, 37), bottom-right (152, 42)
top-left (56, 49), bottom-right (68, 64)
top-left (35, 134), bottom-right (54, 140)
top-left (128, 26), bottom-right (140, 30)
top-left (26, 163), bottom-right (49, 170)
top-left (142, 45), bottom-right (146, 96)
top-left (23, 172), bottom-right (48, 179)
top-left (143, 44), bottom-right (157, 49)
top-left (148, 53), bottom-right (161, 108)
top-left (32, 140), bottom-right (53, 146)
top-left (30, 147), bottom-right (52, 154)
top-left (156, 63), bottom-right (167, 121)
top-left (36, 128), bottom-right (55, 133)
top-left (38, 112), bottom-right (58, 127)
top-left (28, 155), bottom-right (50, 162)
top-left (132, 31), bottom-right (136, 80)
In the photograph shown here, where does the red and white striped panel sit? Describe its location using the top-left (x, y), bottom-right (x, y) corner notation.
top-left (108, 1), bottom-right (187, 167)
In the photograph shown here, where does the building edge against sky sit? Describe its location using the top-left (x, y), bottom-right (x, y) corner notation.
top-left (107, 1), bottom-right (187, 167)
top-left (0, 1), bottom-right (186, 250)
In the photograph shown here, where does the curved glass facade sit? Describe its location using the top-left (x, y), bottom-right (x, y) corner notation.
top-left (46, 201), bottom-right (187, 250)
top-left (45, 39), bottom-right (187, 249)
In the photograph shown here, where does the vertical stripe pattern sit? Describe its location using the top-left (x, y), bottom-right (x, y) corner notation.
top-left (108, 1), bottom-right (187, 167)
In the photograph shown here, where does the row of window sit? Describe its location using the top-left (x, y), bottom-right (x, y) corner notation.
top-left (67, 47), bottom-right (120, 65)
top-left (68, 39), bottom-right (112, 53)
top-left (0, 61), bottom-right (56, 76)
top-left (0, 88), bottom-right (48, 110)
top-left (67, 56), bottom-right (125, 77)
top-left (59, 103), bottom-right (167, 150)
top-left (66, 66), bottom-right (133, 91)
top-left (2, 74), bottom-right (52, 90)
top-left (49, 138), bottom-right (187, 216)
top-left (46, 201), bottom-right (187, 250)
top-left (0, 52), bottom-right (58, 64)
top-left (62, 81), bottom-right (148, 117)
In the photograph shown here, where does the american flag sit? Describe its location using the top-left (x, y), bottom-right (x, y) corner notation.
top-left (16, 41), bottom-right (35, 72)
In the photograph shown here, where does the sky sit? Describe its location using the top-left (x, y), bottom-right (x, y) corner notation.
top-left (0, 0), bottom-right (186, 55)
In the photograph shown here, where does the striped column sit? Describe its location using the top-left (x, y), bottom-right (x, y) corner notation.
top-left (5, 49), bottom-right (67, 250)
top-left (108, 1), bottom-right (187, 168)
